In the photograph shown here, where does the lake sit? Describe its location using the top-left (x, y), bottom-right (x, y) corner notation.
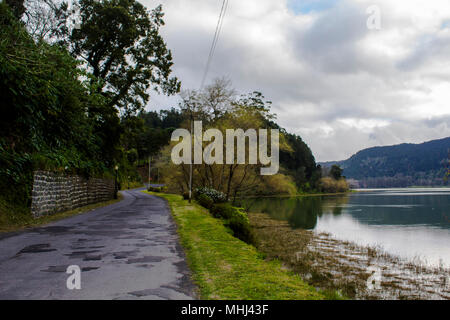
top-left (242, 188), bottom-right (450, 267)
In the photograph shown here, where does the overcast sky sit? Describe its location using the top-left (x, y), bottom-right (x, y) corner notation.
top-left (142, 0), bottom-right (450, 162)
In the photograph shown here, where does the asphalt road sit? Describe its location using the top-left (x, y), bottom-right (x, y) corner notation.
top-left (0, 189), bottom-right (196, 300)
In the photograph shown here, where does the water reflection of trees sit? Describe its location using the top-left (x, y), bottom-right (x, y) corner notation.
top-left (243, 195), bottom-right (349, 230)
top-left (347, 194), bottom-right (450, 226)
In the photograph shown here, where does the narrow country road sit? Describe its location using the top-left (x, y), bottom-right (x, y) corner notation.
top-left (0, 189), bottom-right (196, 300)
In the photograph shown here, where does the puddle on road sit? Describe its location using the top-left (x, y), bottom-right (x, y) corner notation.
top-left (17, 244), bottom-right (56, 254)
top-left (126, 256), bottom-right (166, 264)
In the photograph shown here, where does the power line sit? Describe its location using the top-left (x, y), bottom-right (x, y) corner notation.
top-left (200, 0), bottom-right (229, 89)
top-left (200, 0), bottom-right (227, 89)
top-left (210, 0), bottom-right (228, 68)
top-left (190, 0), bottom-right (229, 202)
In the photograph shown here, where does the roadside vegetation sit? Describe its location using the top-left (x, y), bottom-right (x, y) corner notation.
top-left (0, 0), bottom-right (178, 221)
top-left (120, 181), bottom-right (144, 191)
top-left (146, 190), bottom-right (330, 300)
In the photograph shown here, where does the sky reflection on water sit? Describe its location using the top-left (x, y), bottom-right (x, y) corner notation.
top-left (244, 188), bottom-right (450, 267)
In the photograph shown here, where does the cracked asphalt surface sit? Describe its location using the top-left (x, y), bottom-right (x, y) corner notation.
top-left (0, 189), bottom-right (197, 300)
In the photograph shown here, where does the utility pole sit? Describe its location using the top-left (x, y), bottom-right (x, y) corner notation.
top-left (148, 156), bottom-right (151, 188)
top-left (189, 111), bottom-right (193, 203)
top-left (114, 165), bottom-right (118, 199)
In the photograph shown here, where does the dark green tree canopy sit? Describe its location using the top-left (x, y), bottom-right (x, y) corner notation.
top-left (330, 165), bottom-right (343, 180)
top-left (121, 108), bottom-right (184, 160)
top-left (70, 0), bottom-right (180, 114)
top-left (5, 0), bottom-right (25, 19)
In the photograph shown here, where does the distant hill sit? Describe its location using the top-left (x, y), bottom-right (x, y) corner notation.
top-left (320, 137), bottom-right (450, 188)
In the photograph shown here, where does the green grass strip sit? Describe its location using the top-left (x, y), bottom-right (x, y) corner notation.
top-left (145, 191), bottom-right (324, 300)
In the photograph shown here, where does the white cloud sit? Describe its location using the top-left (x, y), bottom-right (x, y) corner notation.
top-left (142, 0), bottom-right (450, 161)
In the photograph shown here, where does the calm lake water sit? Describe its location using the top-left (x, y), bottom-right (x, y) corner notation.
top-left (242, 188), bottom-right (450, 267)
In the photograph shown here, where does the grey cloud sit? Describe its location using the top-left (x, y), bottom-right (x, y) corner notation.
top-left (143, 0), bottom-right (450, 161)
top-left (397, 33), bottom-right (450, 71)
top-left (296, 1), bottom-right (368, 74)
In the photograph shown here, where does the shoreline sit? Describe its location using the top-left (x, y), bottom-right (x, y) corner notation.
top-left (238, 191), bottom-right (353, 199)
top-left (249, 212), bottom-right (450, 300)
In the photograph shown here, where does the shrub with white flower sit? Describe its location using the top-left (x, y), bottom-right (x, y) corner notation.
top-left (194, 187), bottom-right (227, 203)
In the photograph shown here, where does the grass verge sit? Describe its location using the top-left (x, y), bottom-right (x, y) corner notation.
top-left (0, 193), bottom-right (123, 233)
top-left (145, 191), bottom-right (325, 300)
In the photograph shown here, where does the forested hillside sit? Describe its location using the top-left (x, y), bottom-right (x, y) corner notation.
top-left (321, 137), bottom-right (450, 188)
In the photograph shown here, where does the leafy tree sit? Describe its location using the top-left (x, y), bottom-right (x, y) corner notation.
top-left (68, 0), bottom-right (180, 114)
top-left (330, 165), bottom-right (343, 180)
top-left (0, 2), bottom-right (118, 202)
top-left (120, 108), bottom-right (185, 161)
top-left (279, 132), bottom-right (318, 187)
top-left (139, 108), bottom-right (184, 130)
top-left (0, 0), bottom-right (181, 210)
top-left (159, 108), bottom-right (185, 128)
top-left (163, 81), bottom-right (308, 201)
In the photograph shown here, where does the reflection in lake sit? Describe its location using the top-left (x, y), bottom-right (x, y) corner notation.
top-left (240, 196), bottom-right (348, 229)
top-left (241, 188), bottom-right (450, 267)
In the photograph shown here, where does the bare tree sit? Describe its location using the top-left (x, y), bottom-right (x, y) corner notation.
top-left (201, 77), bottom-right (235, 119)
top-left (179, 77), bottom-right (235, 123)
top-left (23, 0), bottom-right (69, 41)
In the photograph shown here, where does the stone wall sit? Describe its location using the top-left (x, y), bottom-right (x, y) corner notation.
top-left (31, 171), bottom-right (115, 217)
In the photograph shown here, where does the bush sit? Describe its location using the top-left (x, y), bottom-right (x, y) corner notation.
top-left (182, 192), bottom-right (190, 200)
top-left (226, 215), bottom-right (256, 246)
top-left (211, 203), bottom-right (256, 245)
top-left (194, 187), bottom-right (227, 203)
top-left (148, 186), bottom-right (166, 193)
top-left (258, 173), bottom-right (297, 196)
top-left (197, 194), bottom-right (214, 209)
top-left (193, 191), bottom-right (256, 245)
top-left (319, 177), bottom-right (349, 193)
top-left (210, 203), bottom-right (237, 220)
